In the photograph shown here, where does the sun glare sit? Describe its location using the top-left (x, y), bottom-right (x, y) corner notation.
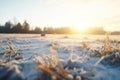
top-left (75, 20), bottom-right (95, 32)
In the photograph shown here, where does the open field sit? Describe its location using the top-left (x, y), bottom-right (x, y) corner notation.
top-left (0, 34), bottom-right (120, 80)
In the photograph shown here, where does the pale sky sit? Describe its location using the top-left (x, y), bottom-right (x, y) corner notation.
top-left (0, 0), bottom-right (120, 31)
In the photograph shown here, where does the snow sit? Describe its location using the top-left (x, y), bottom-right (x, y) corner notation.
top-left (0, 34), bottom-right (120, 80)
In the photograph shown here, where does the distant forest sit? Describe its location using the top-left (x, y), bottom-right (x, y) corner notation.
top-left (0, 21), bottom-right (119, 34)
top-left (0, 21), bottom-right (77, 34)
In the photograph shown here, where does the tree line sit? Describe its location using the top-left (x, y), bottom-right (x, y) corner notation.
top-left (0, 21), bottom-right (32, 33)
top-left (83, 27), bottom-right (106, 34)
top-left (0, 20), bottom-right (109, 34)
top-left (0, 21), bottom-right (78, 34)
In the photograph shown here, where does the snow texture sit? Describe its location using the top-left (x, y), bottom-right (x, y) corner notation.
top-left (0, 34), bottom-right (120, 80)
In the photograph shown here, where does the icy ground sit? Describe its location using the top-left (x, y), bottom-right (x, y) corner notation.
top-left (0, 34), bottom-right (120, 80)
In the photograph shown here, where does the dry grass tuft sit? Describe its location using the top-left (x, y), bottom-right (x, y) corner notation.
top-left (93, 33), bottom-right (120, 56)
top-left (36, 46), bottom-right (69, 80)
top-left (1, 38), bottom-right (22, 62)
top-left (101, 33), bottom-right (112, 55)
top-left (90, 33), bottom-right (120, 71)
top-left (7, 38), bottom-right (17, 55)
top-left (82, 41), bottom-right (87, 48)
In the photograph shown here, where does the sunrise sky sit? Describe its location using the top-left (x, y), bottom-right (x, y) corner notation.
top-left (0, 0), bottom-right (120, 31)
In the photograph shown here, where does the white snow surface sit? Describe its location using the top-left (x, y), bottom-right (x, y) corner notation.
top-left (0, 34), bottom-right (120, 80)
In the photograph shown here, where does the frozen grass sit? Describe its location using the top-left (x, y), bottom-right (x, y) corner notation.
top-left (0, 34), bottom-right (120, 80)
top-left (36, 46), bottom-right (71, 80)
top-left (0, 38), bottom-right (22, 62)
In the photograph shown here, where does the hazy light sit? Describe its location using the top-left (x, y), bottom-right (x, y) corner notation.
top-left (0, 0), bottom-right (120, 31)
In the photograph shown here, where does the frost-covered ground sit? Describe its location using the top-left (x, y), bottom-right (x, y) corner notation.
top-left (0, 34), bottom-right (120, 80)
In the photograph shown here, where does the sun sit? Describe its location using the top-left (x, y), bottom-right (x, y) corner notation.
top-left (75, 20), bottom-right (95, 32)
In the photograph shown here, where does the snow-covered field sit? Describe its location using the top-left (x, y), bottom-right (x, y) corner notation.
top-left (0, 34), bottom-right (120, 80)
